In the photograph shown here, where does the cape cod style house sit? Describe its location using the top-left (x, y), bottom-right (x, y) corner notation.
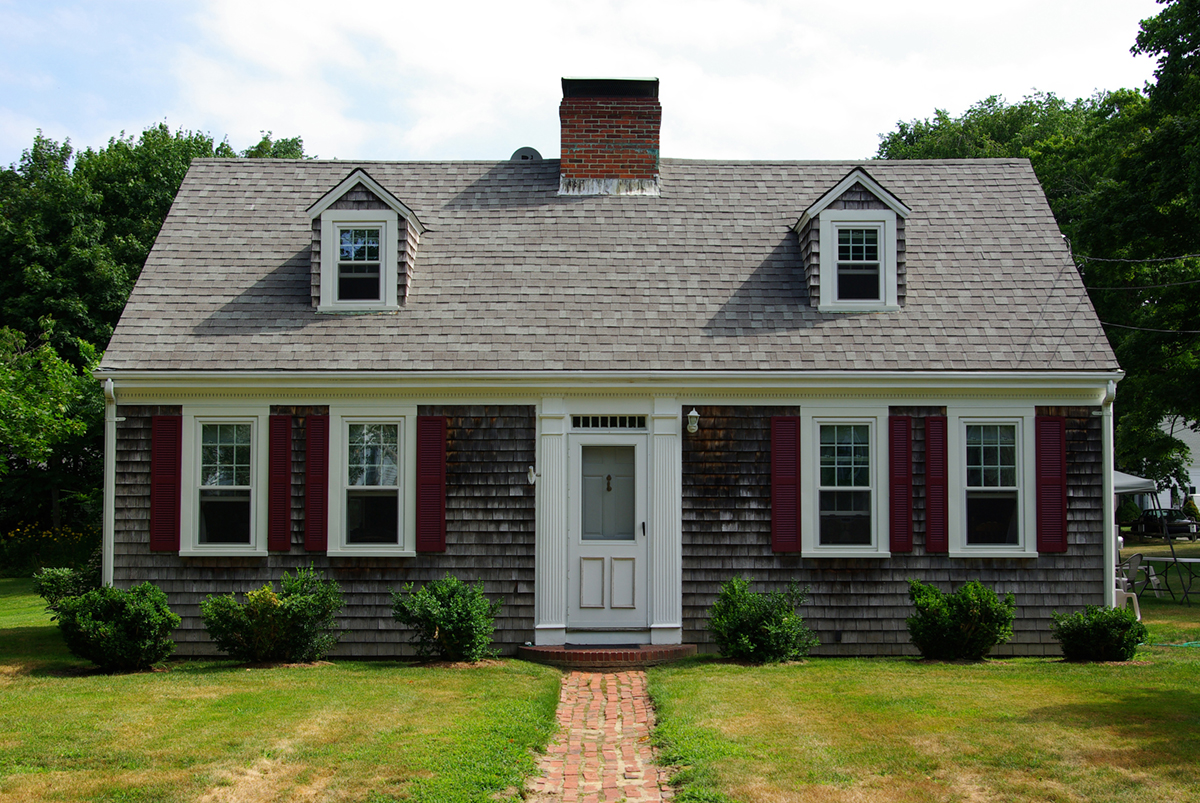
top-left (97, 78), bottom-right (1122, 657)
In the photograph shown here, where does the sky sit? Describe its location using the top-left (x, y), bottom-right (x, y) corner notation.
top-left (0, 0), bottom-right (1166, 167)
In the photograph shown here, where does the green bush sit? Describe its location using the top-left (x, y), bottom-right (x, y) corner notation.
top-left (200, 567), bottom-right (344, 663)
top-left (1183, 497), bottom-right (1199, 521)
top-left (707, 577), bottom-right (818, 663)
top-left (55, 583), bottom-right (180, 672)
top-left (391, 574), bottom-right (502, 662)
top-left (906, 578), bottom-right (1016, 660)
top-left (1116, 499), bottom-right (1143, 526)
top-left (1052, 605), bottom-right (1148, 662)
top-left (32, 565), bottom-right (98, 613)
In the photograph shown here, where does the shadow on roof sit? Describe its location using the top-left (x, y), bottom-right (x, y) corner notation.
top-left (191, 248), bottom-right (316, 337)
top-left (702, 238), bottom-right (817, 336)
top-left (445, 160), bottom-right (563, 210)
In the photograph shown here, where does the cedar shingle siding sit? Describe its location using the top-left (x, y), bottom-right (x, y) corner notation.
top-left (114, 404), bottom-right (535, 656)
top-left (681, 405), bottom-right (1103, 657)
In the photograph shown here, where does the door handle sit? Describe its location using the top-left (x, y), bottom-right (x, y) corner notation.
top-left (606, 474), bottom-right (612, 492)
top-left (641, 522), bottom-right (646, 537)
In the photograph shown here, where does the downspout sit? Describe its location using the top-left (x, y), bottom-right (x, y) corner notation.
top-left (1102, 380), bottom-right (1117, 607)
top-left (102, 378), bottom-right (117, 587)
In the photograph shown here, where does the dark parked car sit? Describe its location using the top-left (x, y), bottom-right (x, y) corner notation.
top-left (1130, 508), bottom-right (1199, 539)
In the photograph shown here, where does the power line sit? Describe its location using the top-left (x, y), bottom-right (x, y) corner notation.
top-left (1087, 278), bottom-right (1200, 290)
top-left (1076, 252), bottom-right (1200, 263)
top-left (1100, 321), bottom-right (1200, 334)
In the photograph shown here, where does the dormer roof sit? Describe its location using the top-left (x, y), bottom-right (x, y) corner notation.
top-left (307, 167), bottom-right (426, 234)
top-left (794, 167), bottom-right (911, 231)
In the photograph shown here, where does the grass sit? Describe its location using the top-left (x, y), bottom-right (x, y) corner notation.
top-left (0, 578), bottom-right (562, 803)
top-left (649, 601), bottom-right (1200, 802)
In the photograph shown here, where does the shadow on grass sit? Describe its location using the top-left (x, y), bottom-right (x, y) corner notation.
top-left (1026, 688), bottom-right (1200, 765)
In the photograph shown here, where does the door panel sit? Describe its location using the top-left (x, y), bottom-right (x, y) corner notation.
top-left (611, 557), bottom-right (636, 608)
top-left (580, 557), bottom-right (605, 608)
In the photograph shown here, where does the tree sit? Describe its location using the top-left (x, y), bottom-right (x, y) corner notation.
top-left (875, 0), bottom-right (1200, 494)
top-left (0, 124), bottom-right (306, 532)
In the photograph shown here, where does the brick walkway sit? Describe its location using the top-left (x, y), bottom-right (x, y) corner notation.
top-left (527, 670), bottom-right (674, 802)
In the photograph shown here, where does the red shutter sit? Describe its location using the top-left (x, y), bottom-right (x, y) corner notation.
top-left (771, 416), bottom-right (801, 553)
top-left (268, 415), bottom-right (292, 552)
top-left (889, 416), bottom-right (913, 553)
top-left (1036, 415), bottom-right (1069, 553)
top-left (416, 416), bottom-right (447, 553)
top-left (305, 415), bottom-right (329, 552)
top-left (925, 416), bottom-right (949, 553)
top-left (149, 415), bottom-right (182, 552)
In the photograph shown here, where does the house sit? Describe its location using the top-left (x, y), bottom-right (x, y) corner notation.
top-left (97, 78), bottom-right (1123, 657)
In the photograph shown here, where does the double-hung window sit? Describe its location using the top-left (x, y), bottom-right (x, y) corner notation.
top-left (326, 405), bottom-right (418, 556)
top-left (818, 424), bottom-right (873, 545)
top-left (317, 209), bottom-right (400, 312)
top-left (338, 228), bottom-right (382, 301)
top-left (817, 209), bottom-right (899, 312)
top-left (836, 228), bottom-right (881, 301)
top-left (965, 424), bottom-right (1020, 545)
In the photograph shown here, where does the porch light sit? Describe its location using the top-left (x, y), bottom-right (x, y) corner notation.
top-left (687, 409), bottom-right (700, 434)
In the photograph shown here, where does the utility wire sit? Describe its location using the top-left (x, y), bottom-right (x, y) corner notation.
top-left (1087, 278), bottom-right (1200, 290)
top-left (1076, 252), bottom-right (1200, 263)
top-left (1100, 321), bottom-right (1200, 334)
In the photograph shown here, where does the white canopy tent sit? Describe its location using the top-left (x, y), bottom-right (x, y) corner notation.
top-left (1114, 471), bottom-right (1157, 496)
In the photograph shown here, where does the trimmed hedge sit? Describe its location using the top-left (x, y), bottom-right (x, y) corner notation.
top-left (1052, 605), bottom-right (1148, 662)
top-left (707, 577), bottom-right (818, 663)
top-left (906, 578), bottom-right (1016, 660)
top-left (200, 567), bottom-right (344, 663)
top-left (56, 583), bottom-right (180, 672)
top-left (391, 574), bottom-right (502, 662)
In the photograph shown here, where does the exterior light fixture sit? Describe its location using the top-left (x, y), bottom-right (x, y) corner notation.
top-left (687, 409), bottom-right (700, 434)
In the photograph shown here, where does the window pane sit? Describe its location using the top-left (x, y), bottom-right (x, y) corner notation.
top-left (348, 423), bottom-right (399, 486)
top-left (338, 269), bottom-right (380, 301)
top-left (966, 424), bottom-right (1017, 488)
top-left (819, 425), bottom-right (869, 487)
top-left (346, 489), bottom-right (399, 544)
top-left (967, 491), bottom-right (1019, 545)
top-left (200, 423), bottom-right (251, 487)
top-left (819, 490), bottom-right (872, 545)
top-left (199, 489), bottom-right (251, 544)
top-left (837, 266), bottom-right (880, 300)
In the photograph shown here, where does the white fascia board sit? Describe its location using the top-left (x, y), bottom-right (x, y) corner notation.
top-left (306, 168), bottom-right (426, 234)
top-left (95, 369), bottom-right (1123, 400)
top-left (794, 167), bottom-right (912, 232)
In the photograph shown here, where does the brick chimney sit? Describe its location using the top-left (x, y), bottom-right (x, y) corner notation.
top-left (559, 77), bottom-right (661, 196)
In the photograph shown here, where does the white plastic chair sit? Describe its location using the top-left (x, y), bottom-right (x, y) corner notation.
top-left (1118, 553), bottom-right (1163, 599)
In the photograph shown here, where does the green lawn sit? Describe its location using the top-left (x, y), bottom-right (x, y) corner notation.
top-left (649, 601), bottom-right (1200, 803)
top-left (0, 578), bottom-right (562, 803)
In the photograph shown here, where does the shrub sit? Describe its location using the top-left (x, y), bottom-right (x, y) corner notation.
top-left (1116, 499), bottom-right (1142, 526)
top-left (707, 577), bottom-right (818, 663)
top-left (0, 523), bottom-right (101, 578)
top-left (200, 567), bottom-right (344, 663)
top-left (1183, 497), bottom-right (1200, 521)
top-left (55, 583), bottom-right (180, 672)
top-left (32, 565), bottom-right (99, 614)
top-left (1052, 605), bottom-right (1148, 662)
top-left (391, 574), bottom-right (502, 662)
top-left (906, 578), bottom-right (1016, 661)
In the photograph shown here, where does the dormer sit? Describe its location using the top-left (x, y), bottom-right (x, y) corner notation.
top-left (307, 169), bottom-right (425, 312)
top-left (793, 168), bottom-right (910, 313)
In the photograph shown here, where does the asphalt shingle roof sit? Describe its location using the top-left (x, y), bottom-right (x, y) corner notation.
top-left (100, 157), bottom-right (1119, 373)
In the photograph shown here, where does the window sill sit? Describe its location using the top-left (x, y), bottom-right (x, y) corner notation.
top-left (179, 545), bottom-right (267, 558)
top-left (817, 304), bottom-right (901, 314)
top-left (948, 548), bottom-right (1039, 559)
top-left (317, 304), bottom-right (401, 315)
top-left (804, 549), bottom-right (892, 559)
top-left (326, 547), bottom-right (416, 558)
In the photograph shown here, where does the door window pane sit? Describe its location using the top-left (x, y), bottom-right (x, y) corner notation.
top-left (581, 446), bottom-right (635, 541)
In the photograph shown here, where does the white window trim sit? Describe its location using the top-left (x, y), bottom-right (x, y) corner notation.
top-left (817, 209), bottom-right (899, 312)
top-left (801, 408), bottom-right (889, 557)
top-left (948, 407), bottom-right (1040, 558)
top-left (318, 209), bottom-right (400, 313)
top-left (326, 404), bottom-right (417, 556)
top-left (179, 406), bottom-right (269, 557)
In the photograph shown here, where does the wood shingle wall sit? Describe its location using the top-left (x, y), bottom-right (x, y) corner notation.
top-left (681, 405), bottom-right (1104, 656)
top-left (112, 404), bottom-right (535, 656)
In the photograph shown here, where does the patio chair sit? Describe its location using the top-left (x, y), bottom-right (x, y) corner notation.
top-left (1114, 585), bottom-right (1141, 620)
top-left (1118, 553), bottom-right (1163, 599)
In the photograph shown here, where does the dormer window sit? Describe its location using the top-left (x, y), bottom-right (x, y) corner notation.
top-left (338, 227), bottom-right (382, 301)
top-left (794, 168), bottom-right (910, 314)
top-left (307, 168), bottom-right (425, 313)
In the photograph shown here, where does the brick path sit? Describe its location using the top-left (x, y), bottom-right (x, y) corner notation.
top-left (527, 670), bottom-right (674, 802)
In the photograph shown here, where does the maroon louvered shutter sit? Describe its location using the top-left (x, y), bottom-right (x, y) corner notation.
top-left (416, 416), bottom-right (447, 552)
top-left (268, 415), bottom-right (292, 551)
top-left (149, 415), bottom-right (183, 552)
top-left (925, 416), bottom-right (949, 553)
top-left (771, 416), bottom-right (801, 553)
top-left (889, 416), bottom-right (913, 553)
top-left (1036, 415), bottom-right (1068, 553)
top-left (305, 415), bottom-right (329, 551)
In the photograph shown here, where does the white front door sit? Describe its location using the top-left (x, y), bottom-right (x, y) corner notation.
top-left (567, 438), bottom-right (648, 631)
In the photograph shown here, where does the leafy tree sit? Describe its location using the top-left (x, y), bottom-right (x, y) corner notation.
top-left (876, 0), bottom-right (1200, 494)
top-left (0, 123), bottom-right (305, 533)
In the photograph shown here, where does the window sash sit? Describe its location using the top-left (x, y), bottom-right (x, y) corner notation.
top-left (817, 423), bottom-right (873, 546)
top-left (197, 421), bottom-right (254, 546)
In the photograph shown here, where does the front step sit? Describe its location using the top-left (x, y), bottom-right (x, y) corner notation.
top-left (517, 643), bottom-right (697, 670)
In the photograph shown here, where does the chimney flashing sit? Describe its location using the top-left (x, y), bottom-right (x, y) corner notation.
top-left (558, 77), bottom-right (662, 196)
